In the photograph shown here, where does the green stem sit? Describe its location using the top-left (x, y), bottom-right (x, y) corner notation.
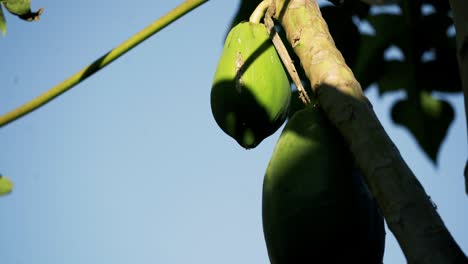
top-left (0, 0), bottom-right (208, 128)
top-left (249, 0), bottom-right (270, 24)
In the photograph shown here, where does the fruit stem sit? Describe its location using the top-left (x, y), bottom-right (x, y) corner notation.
top-left (263, 5), bottom-right (311, 104)
top-left (249, 0), bottom-right (271, 24)
top-left (0, 0), bottom-right (208, 128)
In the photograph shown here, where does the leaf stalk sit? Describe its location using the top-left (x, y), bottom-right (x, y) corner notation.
top-left (0, 0), bottom-right (208, 128)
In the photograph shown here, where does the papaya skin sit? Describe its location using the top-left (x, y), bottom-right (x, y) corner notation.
top-left (211, 22), bottom-right (291, 149)
top-left (262, 105), bottom-right (385, 263)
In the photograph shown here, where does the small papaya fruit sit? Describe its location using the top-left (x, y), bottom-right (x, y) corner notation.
top-left (262, 105), bottom-right (385, 263)
top-left (211, 22), bottom-right (291, 149)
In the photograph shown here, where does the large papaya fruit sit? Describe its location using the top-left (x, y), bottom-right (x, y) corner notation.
top-left (211, 22), bottom-right (291, 149)
top-left (262, 105), bottom-right (385, 263)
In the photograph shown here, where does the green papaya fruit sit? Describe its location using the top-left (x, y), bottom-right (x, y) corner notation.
top-left (211, 22), bottom-right (291, 149)
top-left (262, 105), bottom-right (385, 263)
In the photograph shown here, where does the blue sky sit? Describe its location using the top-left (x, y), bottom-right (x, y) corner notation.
top-left (0, 1), bottom-right (466, 263)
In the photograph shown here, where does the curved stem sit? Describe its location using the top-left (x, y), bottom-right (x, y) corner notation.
top-left (249, 0), bottom-right (270, 24)
top-left (0, 0), bottom-right (208, 128)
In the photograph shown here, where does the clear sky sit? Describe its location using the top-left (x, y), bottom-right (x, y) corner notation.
top-left (0, 1), bottom-right (466, 263)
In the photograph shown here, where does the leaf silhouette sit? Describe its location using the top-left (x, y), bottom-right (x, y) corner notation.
top-left (420, 54), bottom-right (461, 93)
top-left (354, 5), bottom-right (459, 162)
top-left (353, 14), bottom-right (404, 90)
top-left (321, 6), bottom-right (360, 67)
top-left (377, 60), bottom-right (412, 94)
top-left (391, 92), bottom-right (454, 163)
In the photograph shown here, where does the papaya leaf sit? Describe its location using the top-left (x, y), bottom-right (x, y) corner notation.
top-left (420, 55), bottom-right (461, 93)
top-left (418, 12), bottom-right (454, 55)
top-left (0, 5), bottom-right (6, 36)
top-left (422, 0), bottom-right (451, 13)
top-left (353, 35), bottom-right (386, 89)
top-left (376, 54), bottom-right (460, 95)
top-left (321, 6), bottom-right (360, 67)
top-left (0, 175), bottom-right (13, 196)
top-left (391, 93), bottom-right (454, 163)
top-left (327, 0), bottom-right (344, 7)
top-left (341, 0), bottom-right (370, 19)
top-left (353, 14), bottom-right (404, 90)
top-left (423, 13), bottom-right (452, 42)
top-left (366, 13), bottom-right (405, 40)
top-left (377, 60), bottom-right (412, 94)
top-left (419, 33), bottom-right (460, 93)
top-left (1, 0), bottom-right (42, 21)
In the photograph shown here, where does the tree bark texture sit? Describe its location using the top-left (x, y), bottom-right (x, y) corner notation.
top-left (273, 0), bottom-right (468, 263)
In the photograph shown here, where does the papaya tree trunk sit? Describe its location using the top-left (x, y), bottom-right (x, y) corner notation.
top-left (448, 0), bottom-right (468, 195)
top-left (272, 0), bottom-right (467, 263)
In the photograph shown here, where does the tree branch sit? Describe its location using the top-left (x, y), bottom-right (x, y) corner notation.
top-left (0, 0), bottom-right (208, 128)
top-left (273, 0), bottom-right (467, 263)
top-left (448, 0), bottom-right (468, 195)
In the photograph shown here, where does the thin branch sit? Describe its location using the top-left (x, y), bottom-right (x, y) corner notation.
top-left (0, 0), bottom-right (208, 128)
top-left (264, 4), bottom-right (311, 104)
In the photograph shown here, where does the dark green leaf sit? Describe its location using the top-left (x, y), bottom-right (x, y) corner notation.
top-left (420, 54), bottom-right (461, 93)
top-left (422, 0), bottom-right (451, 13)
top-left (321, 6), bottom-right (360, 67)
top-left (341, 0), bottom-right (370, 19)
top-left (377, 60), bottom-right (412, 94)
top-left (353, 14), bottom-right (404, 89)
top-left (391, 93), bottom-right (454, 163)
top-left (353, 35), bottom-right (386, 89)
top-left (419, 12), bottom-right (453, 51)
top-left (367, 14), bottom-right (404, 36)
